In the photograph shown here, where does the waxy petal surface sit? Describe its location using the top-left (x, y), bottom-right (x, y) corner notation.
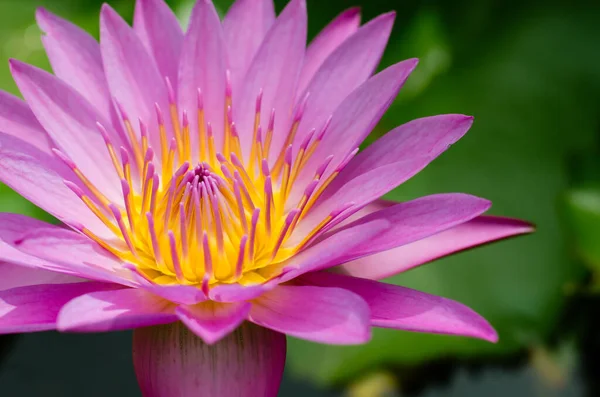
top-left (0, 134), bottom-right (110, 237)
top-left (0, 264), bottom-right (84, 291)
top-left (0, 213), bottom-right (132, 285)
top-left (176, 301), bottom-right (251, 344)
top-left (58, 287), bottom-right (177, 332)
top-left (299, 114), bottom-right (473, 233)
top-left (236, 0), bottom-right (307, 160)
top-left (101, 4), bottom-right (171, 161)
top-left (294, 12), bottom-right (394, 151)
top-left (250, 284), bottom-right (371, 344)
top-left (37, 8), bottom-right (112, 120)
top-left (290, 59), bottom-right (418, 202)
top-left (223, 0), bottom-right (276, 94)
top-left (0, 90), bottom-right (52, 154)
top-left (134, 0), bottom-right (183, 92)
top-left (178, 0), bottom-right (227, 150)
top-left (298, 7), bottom-right (361, 94)
top-left (10, 60), bottom-right (121, 201)
top-left (302, 272), bottom-right (498, 342)
top-left (0, 282), bottom-right (119, 334)
top-left (341, 214), bottom-right (535, 280)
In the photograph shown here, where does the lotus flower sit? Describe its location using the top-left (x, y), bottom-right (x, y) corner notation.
top-left (0, 0), bottom-right (532, 395)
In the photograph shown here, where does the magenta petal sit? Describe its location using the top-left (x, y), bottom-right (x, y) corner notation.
top-left (278, 212), bottom-right (388, 282)
top-left (330, 114), bottom-right (473, 193)
top-left (341, 214), bottom-right (534, 280)
top-left (250, 284), bottom-right (371, 345)
top-left (295, 12), bottom-right (395, 151)
top-left (57, 287), bottom-right (177, 332)
top-left (176, 301), bottom-right (251, 344)
top-left (134, 0), bottom-right (183, 91)
top-left (302, 272), bottom-right (498, 342)
top-left (0, 134), bottom-right (111, 237)
top-left (283, 194), bottom-right (490, 283)
top-left (0, 282), bottom-right (119, 334)
top-left (0, 90), bottom-right (52, 154)
top-left (100, 4), bottom-right (171, 161)
top-left (178, 0), bottom-right (227, 150)
top-left (290, 59), bottom-right (418, 202)
top-left (0, 213), bottom-right (133, 285)
top-left (9, 60), bottom-right (122, 202)
top-left (299, 115), bottom-right (473, 232)
top-left (329, 193), bottom-right (492, 259)
top-left (36, 8), bottom-right (112, 120)
top-left (297, 7), bottom-right (361, 94)
top-left (0, 264), bottom-right (84, 291)
top-left (223, 0), bottom-right (276, 94)
top-left (133, 322), bottom-right (286, 397)
top-left (236, 0), bottom-right (307, 161)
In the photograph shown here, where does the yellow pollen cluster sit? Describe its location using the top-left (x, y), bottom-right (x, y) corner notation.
top-left (57, 80), bottom-right (351, 291)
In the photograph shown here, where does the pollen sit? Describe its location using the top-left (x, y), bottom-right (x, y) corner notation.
top-left (56, 75), bottom-right (356, 292)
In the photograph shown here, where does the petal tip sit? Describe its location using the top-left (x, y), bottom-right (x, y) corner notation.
top-left (456, 114), bottom-right (475, 128)
top-left (380, 10), bottom-right (397, 22)
top-left (100, 3), bottom-right (118, 24)
top-left (35, 7), bottom-right (52, 29)
top-left (480, 324), bottom-right (499, 343)
top-left (406, 57), bottom-right (420, 68)
top-left (8, 58), bottom-right (27, 76)
top-left (367, 11), bottom-right (396, 33)
top-left (344, 6), bottom-right (362, 21)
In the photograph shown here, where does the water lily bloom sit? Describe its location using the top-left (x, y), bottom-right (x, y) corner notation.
top-left (0, 0), bottom-right (532, 395)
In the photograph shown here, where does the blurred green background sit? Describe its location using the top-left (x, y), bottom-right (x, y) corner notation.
top-left (0, 0), bottom-right (599, 396)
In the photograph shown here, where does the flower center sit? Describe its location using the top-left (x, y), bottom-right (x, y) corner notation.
top-left (57, 77), bottom-right (358, 291)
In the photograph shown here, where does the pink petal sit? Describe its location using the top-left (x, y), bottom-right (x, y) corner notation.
top-left (57, 287), bottom-right (177, 332)
top-left (299, 114), bottom-right (472, 232)
top-left (294, 12), bottom-right (395, 151)
top-left (0, 263), bottom-right (84, 291)
top-left (9, 60), bottom-right (122, 202)
top-left (100, 4), bottom-right (171, 162)
top-left (178, 0), bottom-right (227, 151)
top-left (0, 133), bottom-right (111, 237)
top-left (302, 272), bottom-right (498, 342)
top-left (0, 282), bottom-right (119, 334)
top-left (133, 322), bottom-right (286, 397)
top-left (250, 284), bottom-right (371, 345)
top-left (297, 7), bottom-right (361, 94)
top-left (0, 90), bottom-right (52, 154)
top-left (341, 214), bottom-right (535, 280)
top-left (223, 0), bottom-right (276, 94)
top-left (134, 0), bottom-right (183, 92)
top-left (290, 59), bottom-right (418, 202)
top-left (36, 8), bottom-right (113, 121)
top-left (0, 213), bottom-right (133, 286)
top-left (327, 194), bottom-right (491, 258)
top-left (176, 301), bottom-right (251, 344)
top-left (332, 114), bottom-right (473, 191)
top-left (282, 194), bottom-right (490, 283)
top-left (277, 212), bottom-right (389, 283)
top-left (236, 0), bottom-right (307, 161)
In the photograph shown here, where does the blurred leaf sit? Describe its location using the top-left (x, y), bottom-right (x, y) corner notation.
top-left (562, 187), bottom-right (600, 271)
top-left (286, 2), bottom-right (600, 385)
